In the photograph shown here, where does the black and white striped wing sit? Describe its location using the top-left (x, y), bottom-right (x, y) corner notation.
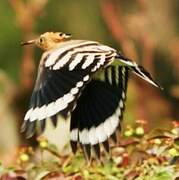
top-left (70, 65), bottom-right (129, 160)
top-left (22, 67), bottom-right (91, 138)
top-left (45, 40), bottom-right (116, 71)
top-left (22, 40), bottom-right (117, 138)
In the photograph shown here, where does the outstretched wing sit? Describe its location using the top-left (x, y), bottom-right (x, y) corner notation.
top-left (70, 65), bottom-right (129, 160)
top-left (22, 40), bottom-right (117, 138)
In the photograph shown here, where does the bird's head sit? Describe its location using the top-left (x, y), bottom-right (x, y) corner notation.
top-left (21, 32), bottom-right (71, 51)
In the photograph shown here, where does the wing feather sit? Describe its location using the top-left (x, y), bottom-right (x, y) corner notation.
top-left (70, 66), bottom-right (129, 160)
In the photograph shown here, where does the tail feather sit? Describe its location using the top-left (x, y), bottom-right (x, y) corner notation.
top-left (116, 53), bottom-right (162, 89)
top-left (132, 65), bottom-right (162, 89)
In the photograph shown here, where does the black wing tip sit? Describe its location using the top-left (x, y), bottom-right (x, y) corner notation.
top-left (39, 119), bottom-right (46, 133)
top-left (102, 140), bottom-right (110, 154)
top-left (92, 144), bottom-right (102, 162)
top-left (25, 132), bottom-right (35, 139)
top-left (21, 120), bottom-right (37, 139)
top-left (26, 122), bottom-right (36, 138)
top-left (70, 141), bottom-right (78, 154)
top-left (51, 115), bottom-right (58, 128)
top-left (83, 144), bottom-right (91, 162)
top-left (111, 132), bottom-right (118, 144)
top-left (20, 120), bottom-right (28, 133)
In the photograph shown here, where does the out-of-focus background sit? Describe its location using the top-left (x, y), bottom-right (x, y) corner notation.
top-left (0, 0), bottom-right (178, 165)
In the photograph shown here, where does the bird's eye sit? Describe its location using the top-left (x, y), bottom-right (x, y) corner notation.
top-left (59, 33), bottom-right (63, 36)
top-left (39, 37), bottom-right (44, 43)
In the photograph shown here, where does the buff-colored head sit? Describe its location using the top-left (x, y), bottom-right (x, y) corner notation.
top-left (21, 32), bottom-right (71, 51)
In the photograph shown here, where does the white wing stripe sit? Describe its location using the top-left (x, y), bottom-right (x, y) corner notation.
top-left (30, 107), bottom-right (39, 122)
top-left (103, 118), bottom-right (113, 137)
top-left (91, 54), bottom-right (108, 72)
top-left (89, 127), bottom-right (98, 145)
top-left (76, 81), bottom-right (83, 88)
top-left (53, 52), bottom-right (72, 70)
top-left (96, 124), bottom-right (108, 143)
top-left (63, 94), bottom-right (74, 104)
top-left (79, 129), bottom-right (90, 144)
top-left (83, 75), bottom-right (89, 81)
top-left (68, 53), bottom-right (84, 71)
top-left (55, 98), bottom-right (67, 111)
top-left (81, 54), bottom-right (95, 69)
top-left (46, 103), bottom-right (56, 117)
top-left (70, 128), bottom-right (78, 141)
top-left (38, 105), bottom-right (46, 120)
top-left (24, 108), bottom-right (33, 120)
top-left (70, 87), bottom-right (79, 95)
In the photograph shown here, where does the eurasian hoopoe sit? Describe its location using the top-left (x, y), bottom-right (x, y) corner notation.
top-left (21, 32), bottom-right (161, 161)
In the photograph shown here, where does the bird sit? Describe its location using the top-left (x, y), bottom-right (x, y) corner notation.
top-left (21, 32), bottom-right (161, 161)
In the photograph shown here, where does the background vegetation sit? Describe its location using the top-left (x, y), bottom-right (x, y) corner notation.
top-left (0, 0), bottom-right (178, 179)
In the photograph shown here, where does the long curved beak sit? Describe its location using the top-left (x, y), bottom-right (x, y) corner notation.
top-left (21, 39), bottom-right (36, 46)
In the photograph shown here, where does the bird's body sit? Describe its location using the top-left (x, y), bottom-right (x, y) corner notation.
top-left (21, 32), bottom-right (161, 160)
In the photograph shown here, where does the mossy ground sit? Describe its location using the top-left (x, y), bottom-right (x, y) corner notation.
top-left (0, 123), bottom-right (179, 180)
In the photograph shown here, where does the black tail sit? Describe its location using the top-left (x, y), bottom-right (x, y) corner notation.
top-left (116, 53), bottom-right (162, 89)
